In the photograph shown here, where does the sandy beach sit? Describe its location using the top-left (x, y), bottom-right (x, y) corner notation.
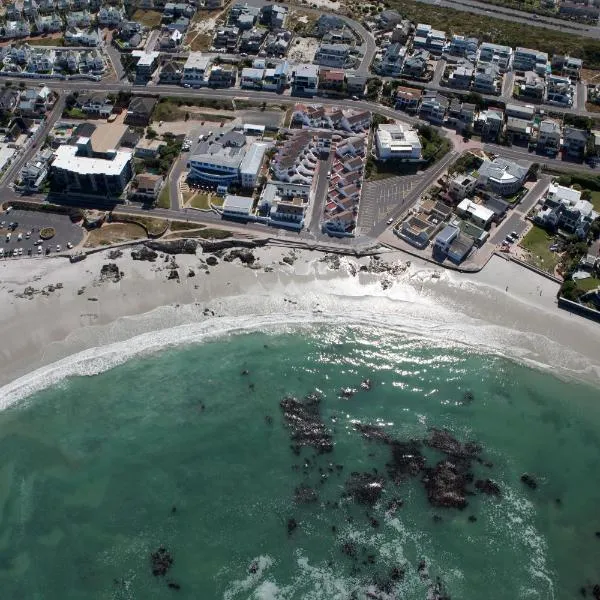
top-left (0, 242), bottom-right (598, 401)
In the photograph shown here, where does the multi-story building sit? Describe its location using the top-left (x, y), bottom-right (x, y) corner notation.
top-left (98, 6), bottom-right (124, 26)
top-left (413, 23), bottom-right (446, 56)
top-left (36, 14), bottom-right (63, 33)
top-left (182, 52), bottom-right (211, 86)
top-left (536, 183), bottom-right (596, 235)
top-left (476, 157), bottom-right (528, 196)
top-left (551, 55), bottom-right (583, 80)
top-left (187, 130), bottom-right (269, 189)
top-left (375, 123), bottom-right (422, 160)
top-left (240, 67), bottom-right (265, 89)
top-left (50, 137), bottom-right (133, 198)
top-left (207, 64), bottom-right (236, 88)
top-left (394, 86), bottom-right (422, 112)
top-left (518, 71), bottom-right (545, 101)
top-left (478, 42), bottom-right (512, 73)
top-left (537, 119), bottom-right (561, 154)
top-left (378, 43), bottom-right (406, 77)
top-left (513, 47), bottom-right (548, 75)
top-left (402, 49), bottom-right (430, 79)
top-left (314, 43), bottom-right (352, 68)
top-left (292, 63), bottom-right (319, 94)
top-left (213, 26), bottom-right (239, 51)
top-left (472, 63), bottom-right (500, 94)
top-left (419, 91), bottom-right (449, 125)
top-left (448, 65), bottom-right (473, 89)
top-left (562, 127), bottom-right (588, 157)
top-left (446, 35), bottom-right (478, 59)
top-left (546, 74), bottom-right (573, 106)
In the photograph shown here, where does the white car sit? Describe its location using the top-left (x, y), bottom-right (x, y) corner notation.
top-left (17, 233), bottom-right (22, 241)
top-left (38, 246), bottom-right (42, 254)
top-left (6, 232), bottom-right (11, 242)
top-left (18, 247), bottom-right (22, 255)
top-left (0, 248), bottom-right (3, 256)
top-left (387, 218), bottom-right (394, 225)
top-left (5, 206), bottom-right (12, 214)
top-left (12, 249), bottom-right (17, 257)
top-left (56, 244), bottom-right (61, 252)
top-left (67, 242), bottom-right (73, 249)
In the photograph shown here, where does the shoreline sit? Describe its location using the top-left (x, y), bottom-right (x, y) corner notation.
top-left (0, 243), bottom-right (598, 402)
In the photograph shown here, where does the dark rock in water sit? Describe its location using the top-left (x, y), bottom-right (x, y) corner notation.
top-left (100, 263), bottom-right (121, 282)
top-left (594, 584), bottom-right (600, 599)
top-left (150, 546), bottom-right (173, 577)
top-left (425, 428), bottom-right (482, 459)
top-left (595, 531), bottom-right (600, 538)
top-left (280, 393), bottom-right (333, 454)
top-left (387, 440), bottom-right (426, 482)
top-left (433, 514), bottom-right (443, 523)
top-left (468, 515), bottom-right (477, 522)
top-left (521, 473), bottom-right (538, 489)
top-left (241, 369), bottom-right (249, 376)
top-left (422, 460), bottom-right (470, 510)
top-left (131, 246), bottom-right (158, 261)
top-left (295, 485), bottom-right (318, 504)
top-left (341, 541), bottom-right (357, 557)
top-left (390, 566), bottom-right (405, 581)
top-left (354, 423), bottom-right (394, 444)
top-left (249, 561), bottom-right (259, 574)
top-left (287, 518), bottom-right (298, 535)
top-left (369, 517), bottom-right (379, 528)
top-left (167, 269), bottom-right (179, 281)
top-left (386, 499), bottom-right (403, 513)
top-left (205, 255), bottom-right (219, 266)
top-left (345, 472), bottom-right (384, 506)
top-left (339, 387), bottom-right (356, 399)
top-left (475, 478), bottom-right (501, 497)
top-left (171, 505), bottom-right (177, 514)
top-left (265, 415), bottom-right (273, 425)
top-left (223, 248), bottom-right (255, 265)
top-left (463, 390), bottom-right (475, 403)
top-left (417, 559), bottom-right (428, 580)
top-left (360, 378), bottom-right (372, 391)
top-left (167, 581), bottom-right (181, 590)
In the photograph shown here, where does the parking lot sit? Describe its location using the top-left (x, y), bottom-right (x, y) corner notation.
top-left (0, 209), bottom-right (84, 259)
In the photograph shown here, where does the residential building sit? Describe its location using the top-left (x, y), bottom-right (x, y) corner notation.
top-left (158, 29), bottom-right (183, 50)
top-left (477, 157), bottom-right (528, 196)
top-left (472, 63), bottom-right (500, 94)
top-left (478, 42), bottom-right (512, 73)
top-left (50, 137), bottom-right (133, 198)
top-left (98, 5), bottom-right (124, 26)
top-left (476, 109), bottom-right (504, 140)
top-left (518, 71), bottom-right (545, 101)
top-left (64, 27), bottom-right (101, 46)
top-left (448, 65), bottom-right (473, 89)
top-left (546, 74), bottom-right (573, 106)
top-left (182, 52), bottom-right (211, 86)
top-left (535, 183), bottom-right (596, 235)
top-left (413, 23), bottom-right (446, 56)
top-left (447, 232), bottom-right (475, 263)
top-left (3, 21), bottom-right (32, 39)
top-left (292, 63), bottom-right (319, 94)
top-left (207, 64), bottom-right (236, 88)
top-left (314, 14), bottom-right (345, 36)
top-left (36, 14), bottom-right (63, 33)
top-left (346, 73), bottom-right (367, 96)
top-left (394, 86), bottom-right (422, 112)
top-left (262, 61), bottom-right (289, 90)
top-left (18, 147), bottom-right (53, 191)
top-left (23, 0), bottom-right (39, 19)
top-left (134, 138), bottom-right (165, 159)
top-left (66, 10), bottom-right (91, 27)
top-left (434, 224), bottom-right (459, 254)
top-left (378, 43), bottom-right (406, 77)
top-left (505, 103), bottom-right (535, 120)
top-left (314, 43), bottom-right (352, 68)
top-left (551, 55), bottom-right (583, 79)
top-left (5, 3), bottom-right (22, 20)
top-left (240, 67), bottom-right (265, 89)
top-left (559, 1), bottom-right (600, 20)
top-left (131, 50), bottom-right (160, 83)
top-left (166, 16), bottom-right (190, 33)
top-left (187, 131), bottom-right (269, 189)
top-left (402, 50), bottom-right (430, 79)
top-left (78, 93), bottom-right (114, 117)
top-left (375, 123), bottom-right (422, 160)
top-left (537, 119), bottom-right (561, 154)
top-left (513, 47), bottom-right (548, 75)
top-left (377, 9), bottom-right (403, 29)
top-left (264, 30), bottom-right (291, 56)
top-left (159, 60), bottom-right (183, 84)
top-left (213, 26), bottom-right (239, 51)
top-left (318, 68), bottom-right (345, 92)
top-left (130, 173), bottom-right (163, 201)
top-left (125, 96), bottom-right (157, 126)
top-left (562, 127), bottom-right (588, 157)
top-left (222, 194), bottom-right (254, 218)
top-left (260, 4), bottom-right (287, 29)
top-left (239, 28), bottom-right (266, 53)
top-left (446, 35), bottom-right (478, 59)
top-left (506, 116), bottom-right (532, 141)
top-left (448, 173), bottom-right (477, 201)
top-left (419, 91), bottom-right (449, 125)
top-left (323, 28), bottom-right (354, 45)
top-left (271, 130), bottom-right (319, 185)
top-left (390, 20), bottom-right (411, 44)
top-left (456, 198), bottom-right (494, 229)
top-left (259, 180), bottom-right (311, 229)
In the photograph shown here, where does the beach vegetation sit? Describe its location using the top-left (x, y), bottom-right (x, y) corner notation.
top-left (418, 125), bottom-right (452, 164)
top-left (40, 227), bottom-right (55, 240)
top-left (157, 185), bottom-right (170, 209)
top-left (132, 9), bottom-right (162, 28)
top-left (169, 220), bottom-right (204, 232)
top-left (84, 223), bottom-right (146, 247)
top-left (449, 152), bottom-right (482, 175)
top-left (196, 228), bottom-right (232, 239)
top-left (520, 225), bottom-right (561, 274)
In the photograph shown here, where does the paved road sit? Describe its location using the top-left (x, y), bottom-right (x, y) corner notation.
top-left (431, 59), bottom-right (446, 87)
top-left (308, 153), bottom-right (332, 235)
top-left (104, 41), bottom-right (125, 81)
top-left (421, 0), bottom-right (600, 38)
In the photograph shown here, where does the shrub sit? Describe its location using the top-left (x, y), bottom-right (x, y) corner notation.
top-left (40, 227), bottom-right (55, 240)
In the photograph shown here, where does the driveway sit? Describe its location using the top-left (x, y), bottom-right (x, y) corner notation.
top-left (0, 209), bottom-right (84, 258)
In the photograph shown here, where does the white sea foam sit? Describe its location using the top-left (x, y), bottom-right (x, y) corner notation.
top-left (0, 256), bottom-right (598, 406)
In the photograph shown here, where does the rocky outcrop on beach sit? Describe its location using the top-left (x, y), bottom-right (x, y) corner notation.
top-left (146, 239), bottom-right (198, 255)
top-left (100, 263), bottom-right (122, 283)
top-left (205, 256), bottom-right (218, 267)
top-left (279, 392), bottom-right (333, 454)
top-left (108, 249), bottom-right (123, 260)
top-left (422, 460), bottom-right (470, 510)
top-left (131, 246), bottom-right (158, 262)
top-left (198, 238), bottom-right (268, 253)
top-left (223, 248), bottom-right (256, 265)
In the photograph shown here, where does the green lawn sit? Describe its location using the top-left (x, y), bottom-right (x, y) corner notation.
top-left (190, 193), bottom-right (212, 209)
top-left (63, 108), bottom-right (86, 119)
top-left (520, 225), bottom-right (560, 274)
top-left (157, 185), bottom-right (170, 209)
top-left (29, 36), bottom-right (64, 46)
top-left (576, 277), bottom-right (600, 292)
top-left (589, 191), bottom-right (600, 211)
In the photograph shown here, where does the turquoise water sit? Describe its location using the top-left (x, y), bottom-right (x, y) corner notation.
top-left (0, 326), bottom-right (599, 599)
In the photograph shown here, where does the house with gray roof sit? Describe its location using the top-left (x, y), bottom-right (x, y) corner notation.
top-left (476, 157), bottom-right (528, 196)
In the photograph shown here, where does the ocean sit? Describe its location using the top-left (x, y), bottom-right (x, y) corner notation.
top-left (0, 324), bottom-right (598, 599)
